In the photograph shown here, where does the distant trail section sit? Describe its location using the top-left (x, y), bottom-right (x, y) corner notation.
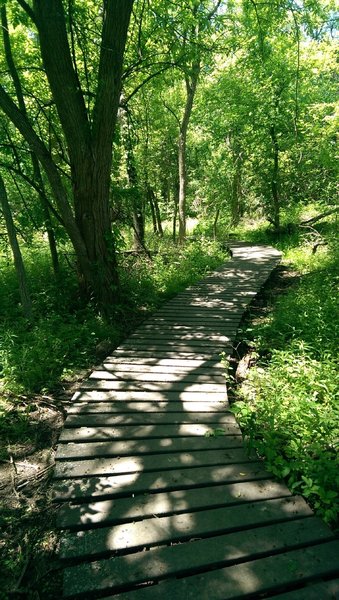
top-left (52, 243), bottom-right (339, 599)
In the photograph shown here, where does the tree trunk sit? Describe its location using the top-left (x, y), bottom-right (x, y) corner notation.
top-left (213, 207), bottom-right (220, 240)
top-left (154, 194), bottom-right (163, 236)
top-left (149, 192), bottom-right (158, 234)
top-left (178, 65), bottom-right (200, 243)
top-left (0, 0), bottom-right (134, 314)
top-left (231, 161), bottom-right (243, 226)
top-left (270, 125), bottom-right (280, 232)
top-left (148, 186), bottom-right (163, 236)
top-left (0, 174), bottom-right (33, 320)
top-left (2, 4), bottom-right (59, 275)
top-left (173, 180), bottom-right (179, 243)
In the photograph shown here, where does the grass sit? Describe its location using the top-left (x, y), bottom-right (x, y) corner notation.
top-left (231, 213), bottom-right (339, 527)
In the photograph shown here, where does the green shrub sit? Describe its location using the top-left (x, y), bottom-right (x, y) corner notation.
top-left (233, 224), bottom-right (338, 526)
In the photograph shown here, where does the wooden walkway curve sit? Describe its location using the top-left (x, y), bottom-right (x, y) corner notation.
top-left (53, 243), bottom-right (339, 599)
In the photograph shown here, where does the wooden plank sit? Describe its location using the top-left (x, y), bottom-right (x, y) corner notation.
top-left (64, 412), bottom-right (234, 428)
top-left (59, 496), bottom-right (312, 560)
top-left (57, 479), bottom-right (292, 530)
top-left (67, 400), bottom-right (228, 414)
top-left (130, 329), bottom-right (232, 339)
top-left (59, 422), bottom-right (239, 442)
top-left (88, 370), bottom-right (226, 384)
top-left (101, 362), bottom-right (225, 374)
top-left (56, 435), bottom-right (243, 460)
top-left (70, 390), bottom-right (228, 403)
top-left (62, 518), bottom-right (333, 597)
top-left (265, 579), bottom-right (339, 599)
top-left (134, 323), bottom-right (238, 333)
top-left (111, 349), bottom-right (227, 360)
top-left (108, 541), bottom-right (339, 600)
top-left (116, 343), bottom-right (232, 354)
top-left (146, 314), bottom-right (241, 323)
top-left (103, 357), bottom-right (224, 368)
top-left (152, 308), bottom-right (248, 317)
top-left (52, 462), bottom-right (269, 501)
top-left (54, 447), bottom-right (255, 479)
top-left (81, 380), bottom-right (227, 392)
top-left (127, 333), bottom-right (232, 345)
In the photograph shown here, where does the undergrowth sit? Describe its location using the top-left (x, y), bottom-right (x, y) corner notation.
top-left (0, 236), bottom-right (226, 395)
top-left (232, 216), bottom-right (339, 527)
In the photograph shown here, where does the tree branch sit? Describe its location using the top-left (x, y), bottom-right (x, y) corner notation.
top-left (301, 207), bottom-right (339, 225)
top-left (16, 0), bottom-right (37, 25)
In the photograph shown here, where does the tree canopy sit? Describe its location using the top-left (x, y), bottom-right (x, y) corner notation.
top-left (0, 0), bottom-right (337, 313)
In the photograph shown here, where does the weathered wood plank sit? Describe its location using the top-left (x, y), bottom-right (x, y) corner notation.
top-left (103, 357), bottom-right (224, 368)
top-left (54, 447), bottom-right (255, 479)
top-left (146, 314), bottom-right (241, 324)
top-left (59, 496), bottom-right (312, 560)
top-left (88, 369), bottom-right (226, 384)
top-left (70, 390), bottom-right (228, 403)
top-left (101, 362), bottom-right (225, 373)
top-left (53, 462), bottom-right (269, 501)
top-left (111, 349), bottom-right (225, 360)
top-left (264, 579), bottom-right (339, 599)
top-left (63, 411), bottom-right (234, 428)
top-left (81, 380), bottom-right (227, 392)
top-left (116, 343), bottom-right (232, 354)
top-left (56, 435), bottom-right (243, 460)
top-left (67, 400), bottom-right (227, 414)
top-left (62, 518), bottom-right (334, 598)
top-left (59, 422), bottom-right (239, 442)
top-left (129, 331), bottom-right (232, 341)
top-left (109, 541), bottom-right (339, 599)
top-left (134, 323), bottom-right (238, 333)
top-left (57, 479), bottom-right (292, 530)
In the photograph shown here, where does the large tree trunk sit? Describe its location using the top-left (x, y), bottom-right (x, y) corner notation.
top-left (0, 174), bottom-right (33, 320)
top-left (0, 0), bottom-right (134, 313)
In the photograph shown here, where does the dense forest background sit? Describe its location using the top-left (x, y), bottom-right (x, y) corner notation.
top-left (0, 1), bottom-right (337, 597)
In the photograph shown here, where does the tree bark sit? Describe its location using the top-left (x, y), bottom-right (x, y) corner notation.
top-left (148, 191), bottom-right (158, 234)
top-left (0, 174), bottom-right (33, 320)
top-left (270, 124), bottom-right (280, 232)
top-left (2, 4), bottom-right (59, 274)
top-left (0, 0), bottom-right (134, 312)
top-left (154, 193), bottom-right (163, 236)
top-left (173, 180), bottom-right (179, 243)
top-left (178, 66), bottom-right (200, 243)
top-left (213, 207), bottom-right (220, 240)
top-left (148, 187), bottom-right (163, 236)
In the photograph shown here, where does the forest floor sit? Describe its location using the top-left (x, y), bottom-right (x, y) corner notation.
top-left (0, 382), bottom-right (77, 599)
top-left (0, 261), bottom-right (300, 600)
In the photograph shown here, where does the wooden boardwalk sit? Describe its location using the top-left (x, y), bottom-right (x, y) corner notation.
top-left (53, 243), bottom-right (339, 599)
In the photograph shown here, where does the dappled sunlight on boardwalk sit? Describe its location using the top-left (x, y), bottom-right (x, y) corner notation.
top-left (52, 244), bottom-right (339, 599)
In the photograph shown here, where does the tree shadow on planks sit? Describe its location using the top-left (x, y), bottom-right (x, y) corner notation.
top-left (53, 359), bottom-right (324, 597)
top-left (51, 250), bottom-right (338, 598)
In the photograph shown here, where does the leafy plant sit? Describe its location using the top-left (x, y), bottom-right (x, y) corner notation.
top-left (232, 224), bottom-right (339, 526)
